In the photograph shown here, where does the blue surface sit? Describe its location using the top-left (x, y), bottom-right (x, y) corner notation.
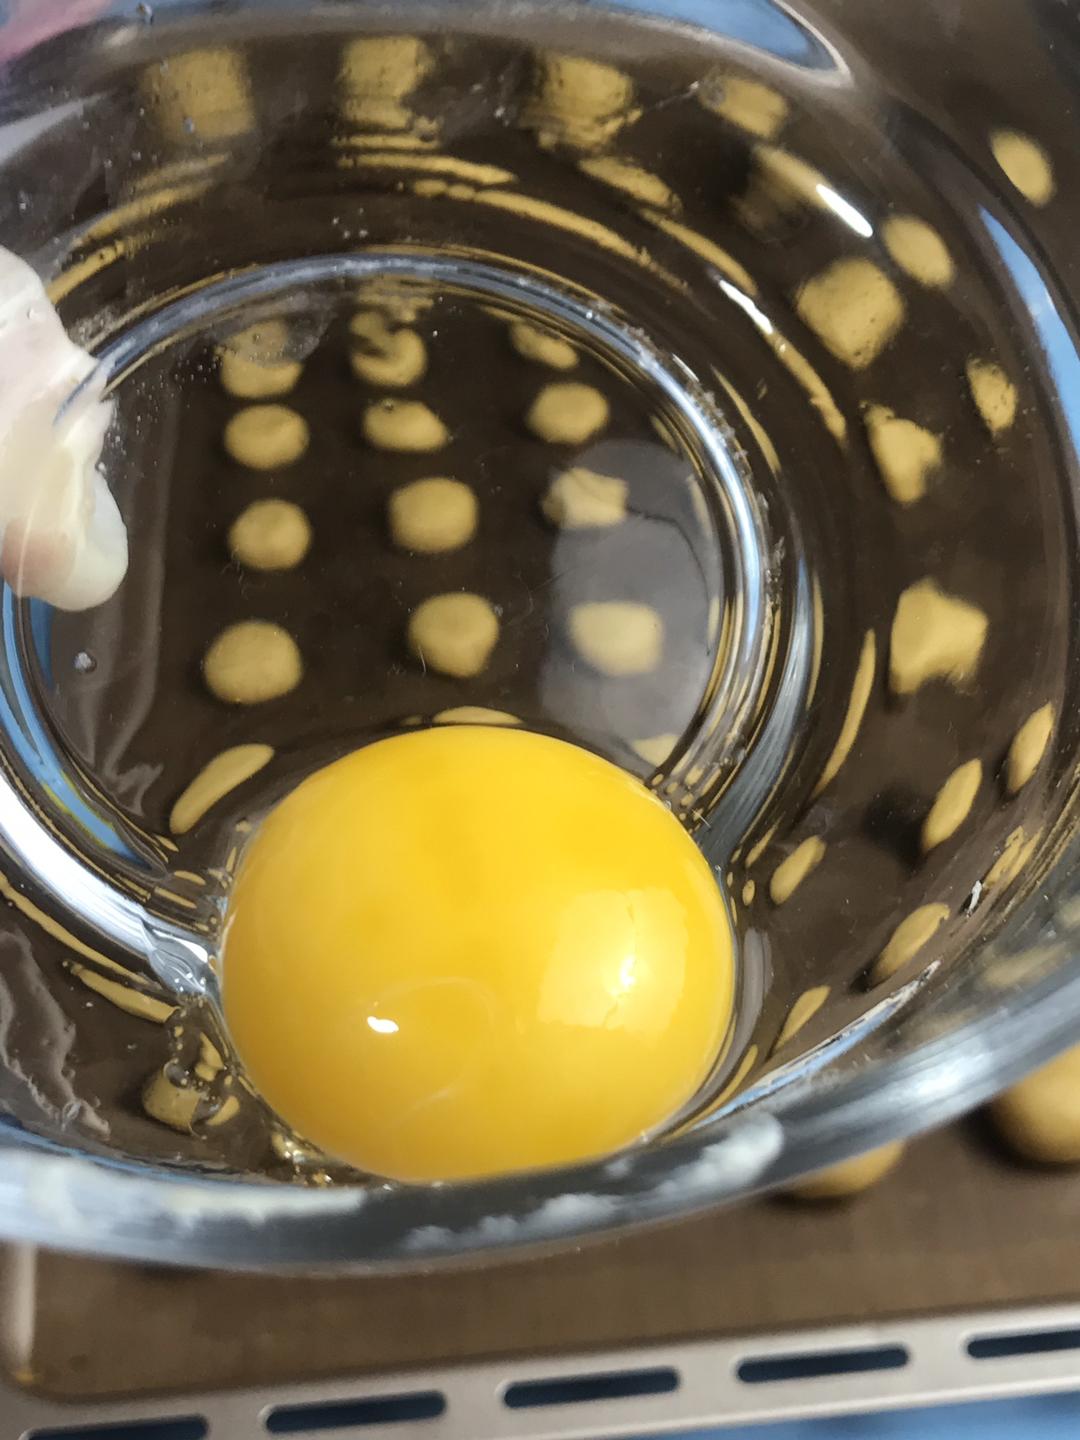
top-left (979, 208), bottom-right (1080, 473)
top-left (0, 588), bottom-right (136, 858)
top-left (650, 1390), bottom-right (1080, 1438)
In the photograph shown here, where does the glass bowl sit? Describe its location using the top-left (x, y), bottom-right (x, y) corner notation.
top-left (0, 0), bottom-right (1078, 1269)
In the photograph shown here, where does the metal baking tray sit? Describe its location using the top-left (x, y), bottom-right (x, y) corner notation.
top-left (7, 1119), bottom-right (1080, 1437)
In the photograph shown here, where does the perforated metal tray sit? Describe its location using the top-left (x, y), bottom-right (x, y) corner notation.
top-left (6, 1122), bottom-right (1080, 1438)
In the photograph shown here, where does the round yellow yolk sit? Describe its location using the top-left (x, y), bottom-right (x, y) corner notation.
top-left (222, 727), bottom-right (734, 1182)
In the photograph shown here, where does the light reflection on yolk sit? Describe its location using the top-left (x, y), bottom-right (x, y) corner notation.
top-left (222, 727), bottom-right (735, 1183)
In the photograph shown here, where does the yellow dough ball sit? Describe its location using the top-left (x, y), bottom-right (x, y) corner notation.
top-left (990, 1045), bottom-right (1080, 1164)
top-left (568, 601), bottom-right (663, 676)
top-left (966, 358), bottom-right (1017, 435)
top-left (388, 478), bottom-right (477, 553)
top-left (219, 350), bottom-right (302, 400)
top-left (228, 499), bottom-right (312, 571)
top-left (526, 383), bottom-right (610, 445)
top-left (541, 467), bottom-right (628, 528)
top-left (203, 621), bottom-right (302, 704)
top-left (788, 1141), bottom-right (905, 1200)
top-left (434, 706), bottom-right (519, 726)
top-left (509, 320), bottom-right (578, 371)
top-left (1005, 704), bottom-right (1054, 794)
top-left (169, 744), bottom-right (275, 834)
top-left (362, 399), bottom-right (448, 452)
top-left (223, 405), bottom-right (309, 470)
top-left (407, 593), bottom-right (499, 678)
top-left (990, 129), bottom-right (1055, 206)
top-left (349, 311), bottom-right (428, 388)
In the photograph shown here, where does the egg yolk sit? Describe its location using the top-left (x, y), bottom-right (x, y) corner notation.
top-left (222, 727), bottom-right (734, 1182)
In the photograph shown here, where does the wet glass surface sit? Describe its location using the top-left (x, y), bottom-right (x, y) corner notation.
top-left (0, 0), bottom-right (1078, 1265)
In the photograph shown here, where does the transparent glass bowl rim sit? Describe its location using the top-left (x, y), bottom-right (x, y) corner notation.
top-left (3, 918), bottom-right (1076, 1271)
top-left (1, 0), bottom-right (1079, 1269)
